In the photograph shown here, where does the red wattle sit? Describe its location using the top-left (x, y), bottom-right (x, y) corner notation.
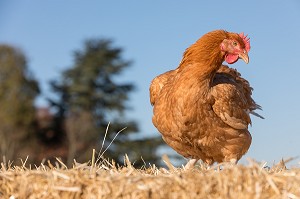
top-left (225, 54), bottom-right (239, 64)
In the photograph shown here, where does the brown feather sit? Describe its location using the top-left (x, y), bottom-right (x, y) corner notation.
top-left (150, 30), bottom-right (262, 164)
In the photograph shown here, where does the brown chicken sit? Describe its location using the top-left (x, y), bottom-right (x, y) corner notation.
top-left (150, 30), bottom-right (262, 167)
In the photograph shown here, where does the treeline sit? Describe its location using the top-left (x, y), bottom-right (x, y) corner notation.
top-left (0, 39), bottom-right (165, 167)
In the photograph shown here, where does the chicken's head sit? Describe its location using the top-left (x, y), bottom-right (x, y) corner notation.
top-left (220, 32), bottom-right (250, 64)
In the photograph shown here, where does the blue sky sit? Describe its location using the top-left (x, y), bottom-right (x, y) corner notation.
top-left (0, 1), bottom-right (300, 165)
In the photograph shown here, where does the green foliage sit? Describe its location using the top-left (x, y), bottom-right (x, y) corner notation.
top-left (50, 39), bottom-right (163, 166)
top-left (0, 45), bottom-right (40, 160)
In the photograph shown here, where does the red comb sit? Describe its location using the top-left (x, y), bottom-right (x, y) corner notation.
top-left (239, 33), bottom-right (250, 52)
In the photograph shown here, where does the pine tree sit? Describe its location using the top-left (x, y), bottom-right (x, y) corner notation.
top-left (50, 39), bottom-right (164, 166)
top-left (0, 45), bottom-right (40, 161)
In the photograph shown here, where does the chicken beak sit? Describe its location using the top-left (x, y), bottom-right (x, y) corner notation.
top-left (239, 52), bottom-right (249, 64)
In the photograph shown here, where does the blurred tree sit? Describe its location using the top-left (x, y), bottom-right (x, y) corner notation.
top-left (0, 45), bottom-right (40, 161)
top-left (50, 39), bottom-right (164, 167)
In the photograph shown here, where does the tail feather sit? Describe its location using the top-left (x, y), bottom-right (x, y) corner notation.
top-left (250, 111), bottom-right (264, 119)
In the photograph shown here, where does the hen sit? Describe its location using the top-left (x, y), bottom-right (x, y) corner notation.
top-left (150, 30), bottom-right (262, 167)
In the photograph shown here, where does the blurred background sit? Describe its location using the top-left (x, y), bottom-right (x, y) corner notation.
top-left (0, 1), bottom-right (299, 167)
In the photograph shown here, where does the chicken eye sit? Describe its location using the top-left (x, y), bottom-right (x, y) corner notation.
top-left (232, 41), bottom-right (238, 46)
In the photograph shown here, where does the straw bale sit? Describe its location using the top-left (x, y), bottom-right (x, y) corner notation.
top-left (0, 159), bottom-right (300, 199)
